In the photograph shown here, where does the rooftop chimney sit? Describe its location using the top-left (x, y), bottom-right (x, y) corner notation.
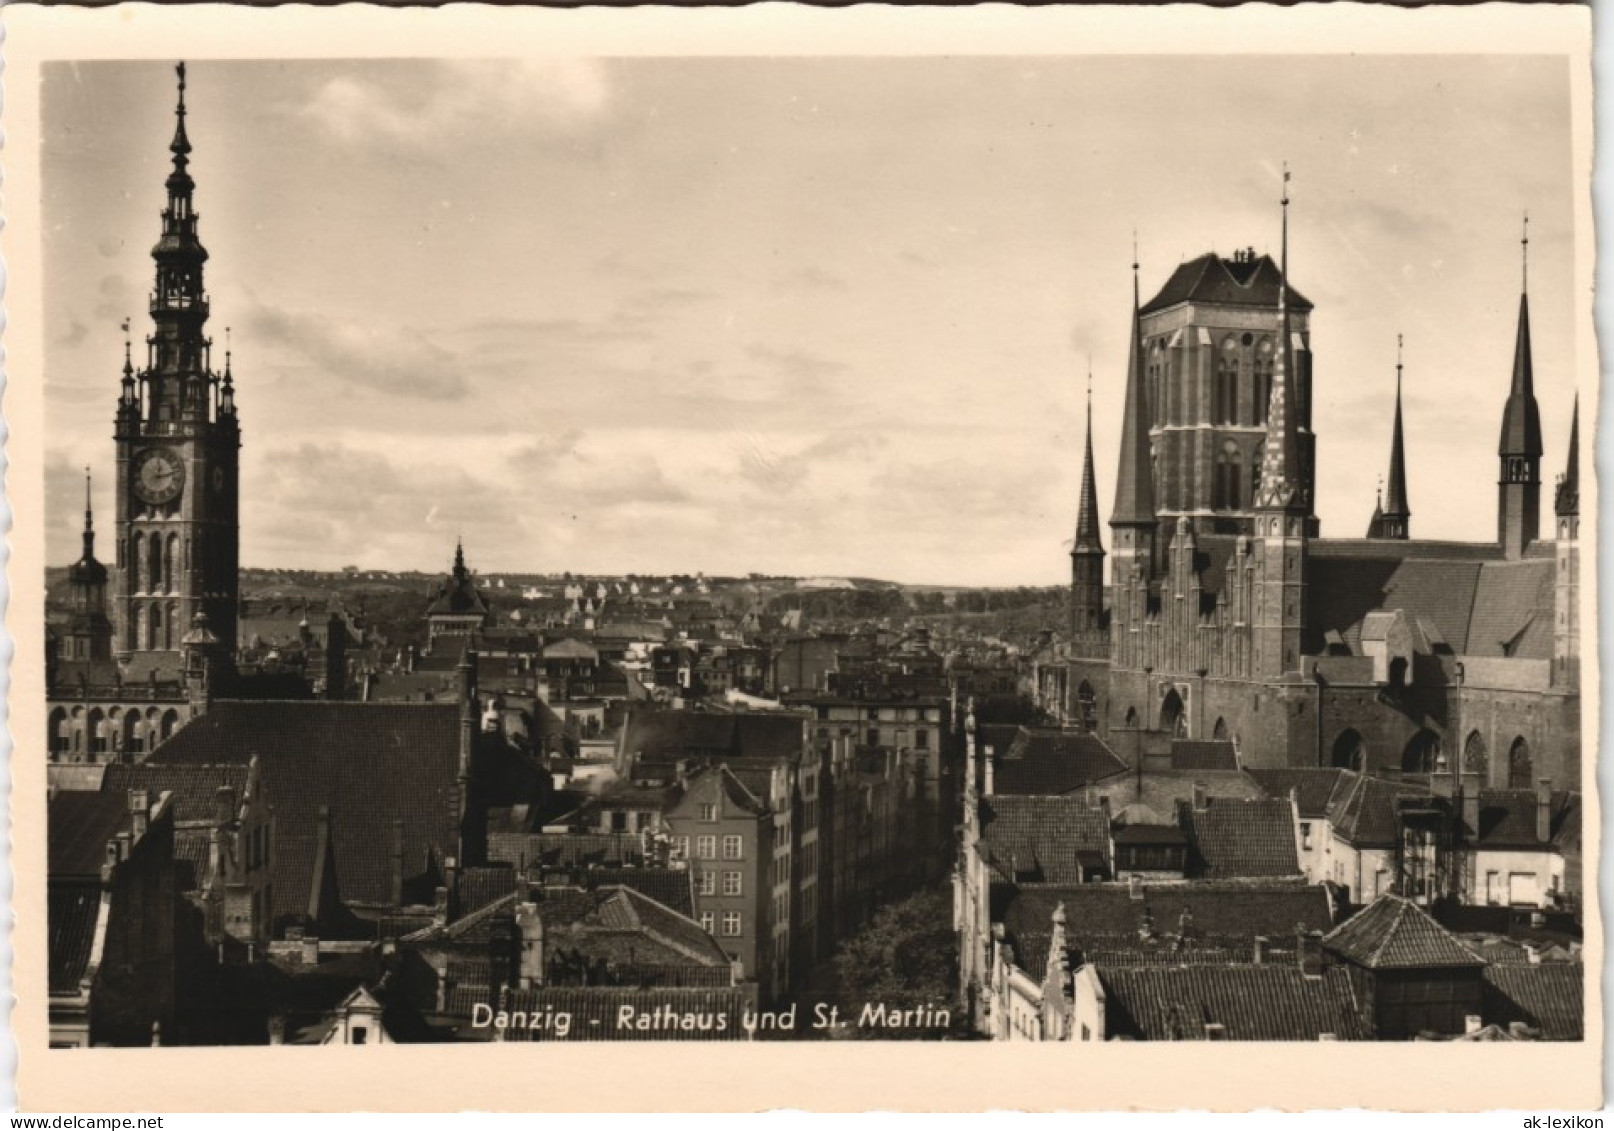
top-left (983, 750), bottom-right (995, 797)
top-left (1297, 928), bottom-right (1325, 978)
top-left (128, 789), bottom-right (150, 840)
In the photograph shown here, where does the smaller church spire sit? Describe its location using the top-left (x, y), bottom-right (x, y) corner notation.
top-left (1074, 360), bottom-right (1104, 554)
top-left (1555, 393), bottom-right (1580, 518)
top-left (1379, 333), bottom-right (1411, 539)
top-left (1255, 164), bottom-right (1305, 515)
top-left (1111, 248), bottom-right (1155, 527)
top-left (453, 538), bottom-right (468, 582)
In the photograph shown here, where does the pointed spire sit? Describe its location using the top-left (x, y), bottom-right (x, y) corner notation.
top-left (1075, 360), bottom-right (1104, 553)
top-left (1555, 393), bottom-right (1580, 518)
top-left (1255, 164), bottom-right (1305, 514)
top-left (453, 538), bottom-right (468, 581)
top-left (1500, 216), bottom-right (1544, 458)
top-left (1111, 249), bottom-right (1155, 526)
top-left (171, 62), bottom-right (191, 161)
top-left (80, 467), bottom-right (98, 565)
top-left (1382, 334), bottom-right (1410, 534)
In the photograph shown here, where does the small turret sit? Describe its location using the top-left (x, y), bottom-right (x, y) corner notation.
top-left (1499, 215), bottom-right (1544, 559)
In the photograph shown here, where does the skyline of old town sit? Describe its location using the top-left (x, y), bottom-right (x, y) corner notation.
top-left (42, 56), bottom-right (1580, 586)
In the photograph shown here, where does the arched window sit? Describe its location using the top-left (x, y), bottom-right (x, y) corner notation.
top-left (1403, 730), bottom-right (1441, 775)
top-left (1508, 738), bottom-right (1533, 789)
top-left (166, 603), bottom-right (178, 650)
top-left (1160, 690), bottom-right (1187, 738)
top-left (124, 711), bottom-right (143, 756)
top-left (149, 533), bottom-right (164, 593)
top-left (1124, 707), bottom-right (1139, 728)
top-left (1212, 717), bottom-right (1229, 742)
top-left (87, 708), bottom-right (106, 759)
top-left (160, 709), bottom-right (181, 742)
top-left (1463, 731), bottom-right (1488, 777)
top-left (1253, 338), bottom-right (1275, 425)
top-left (1216, 442), bottom-right (1244, 511)
top-left (166, 535), bottom-right (180, 594)
top-left (48, 708), bottom-right (69, 759)
top-left (1215, 338), bottom-right (1239, 425)
top-left (1331, 728), bottom-right (1366, 771)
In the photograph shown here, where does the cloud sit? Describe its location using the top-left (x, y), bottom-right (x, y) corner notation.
top-left (776, 265), bottom-right (847, 292)
top-left (298, 60), bottom-right (613, 152)
top-left (245, 303), bottom-right (467, 400)
top-left (744, 344), bottom-right (850, 385)
top-left (55, 320), bottom-right (89, 349)
top-left (92, 273), bottom-right (137, 321)
top-left (507, 435), bottom-right (690, 509)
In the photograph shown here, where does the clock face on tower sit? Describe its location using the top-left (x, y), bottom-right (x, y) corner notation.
top-left (133, 447), bottom-right (186, 505)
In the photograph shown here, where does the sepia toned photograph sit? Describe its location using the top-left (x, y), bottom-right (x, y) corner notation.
top-left (5, 1), bottom-right (1600, 1112)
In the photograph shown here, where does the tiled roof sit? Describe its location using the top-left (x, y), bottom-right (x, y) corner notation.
top-left (1004, 882), bottom-right (1334, 980)
top-left (459, 866), bottom-right (519, 916)
top-left (149, 701), bottom-right (463, 924)
top-left (49, 791), bottom-right (131, 878)
top-left (101, 763), bottom-right (248, 825)
top-left (1303, 555), bottom-right (1486, 655)
top-left (1324, 773), bottom-right (1435, 849)
top-left (1091, 768), bottom-right (1267, 813)
top-left (1178, 797), bottom-right (1300, 878)
top-left (48, 882), bottom-right (101, 994)
top-left (488, 987), bottom-right (752, 1041)
top-left (1139, 252), bottom-right (1313, 316)
top-left (1170, 741), bottom-right (1238, 772)
top-left (1247, 768), bottom-right (1351, 818)
top-left (1466, 789), bottom-right (1576, 849)
top-left (1322, 894), bottom-right (1485, 970)
top-left (977, 796), bottom-right (1111, 883)
top-left (1465, 560), bottom-right (1555, 660)
top-left (1098, 966), bottom-right (1368, 1041)
top-left (620, 709), bottom-right (806, 765)
top-left (593, 887), bottom-right (728, 966)
top-left (993, 730), bottom-right (1127, 796)
top-left (586, 868), bottom-right (695, 918)
top-left (1482, 965), bottom-right (1584, 1040)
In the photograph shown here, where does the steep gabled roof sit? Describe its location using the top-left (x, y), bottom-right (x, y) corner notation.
top-left (1247, 767), bottom-right (1351, 818)
top-left (100, 762), bottom-right (248, 824)
top-left (1178, 797), bottom-right (1300, 879)
top-left (149, 701), bottom-right (464, 924)
top-left (1323, 894), bottom-right (1485, 970)
top-left (1099, 965), bottom-right (1367, 1041)
top-left (1483, 964), bottom-right (1584, 1040)
top-left (993, 729), bottom-right (1127, 796)
top-left (49, 791), bottom-right (132, 879)
top-left (1139, 252), bottom-right (1313, 316)
top-left (977, 795), bottom-right (1110, 883)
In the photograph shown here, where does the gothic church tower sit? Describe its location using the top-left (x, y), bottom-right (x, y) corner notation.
top-left (112, 63), bottom-right (241, 662)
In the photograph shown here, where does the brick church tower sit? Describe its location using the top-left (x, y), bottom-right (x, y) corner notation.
top-left (112, 63), bottom-right (241, 662)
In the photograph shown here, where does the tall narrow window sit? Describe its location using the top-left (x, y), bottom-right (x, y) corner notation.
top-left (1253, 338), bottom-right (1275, 425)
top-left (1216, 338), bottom-right (1239, 425)
top-left (1216, 442), bottom-right (1243, 510)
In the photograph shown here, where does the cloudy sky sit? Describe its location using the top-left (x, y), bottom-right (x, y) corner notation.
top-left (42, 56), bottom-right (1580, 585)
